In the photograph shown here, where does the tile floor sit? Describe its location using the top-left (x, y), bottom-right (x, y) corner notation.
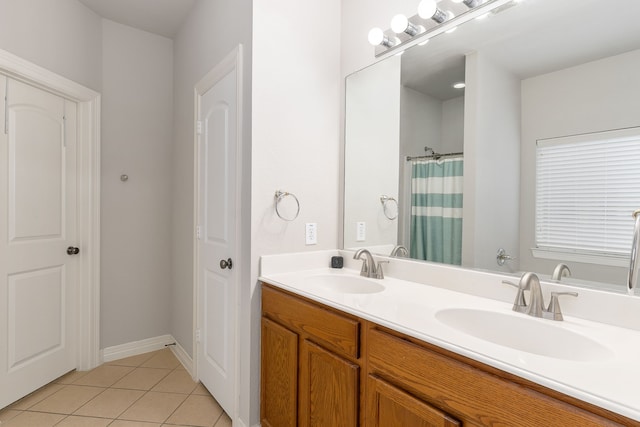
top-left (0, 348), bottom-right (231, 427)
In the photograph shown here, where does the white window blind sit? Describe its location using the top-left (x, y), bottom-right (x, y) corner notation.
top-left (535, 127), bottom-right (640, 259)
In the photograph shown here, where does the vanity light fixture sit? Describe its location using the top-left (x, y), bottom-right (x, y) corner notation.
top-left (368, 27), bottom-right (396, 47)
top-left (391, 14), bottom-right (422, 36)
top-left (418, 0), bottom-right (449, 24)
top-left (368, 0), bottom-right (518, 57)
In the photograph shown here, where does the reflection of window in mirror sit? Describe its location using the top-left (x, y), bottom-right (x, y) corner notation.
top-left (534, 127), bottom-right (640, 266)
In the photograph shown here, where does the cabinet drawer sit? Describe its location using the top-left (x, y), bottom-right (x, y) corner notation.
top-left (262, 284), bottom-right (360, 359)
top-left (367, 328), bottom-right (621, 427)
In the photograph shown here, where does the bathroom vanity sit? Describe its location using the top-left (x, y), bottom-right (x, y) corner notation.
top-left (259, 251), bottom-right (640, 426)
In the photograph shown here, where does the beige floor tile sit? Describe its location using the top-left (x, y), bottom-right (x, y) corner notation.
top-left (9, 383), bottom-right (65, 410)
top-left (164, 394), bottom-right (223, 427)
top-left (214, 413), bottom-right (232, 427)
top-left (118, 392), bottom-right (187, 423)
top-left (1, 411), bottom-right (65, 426)
top-left (112, 368), bottom-right (172, 391)
top-left (55, 415), bottom-right (112, 427)
top-left (54, 370), bottom-right (89, 385)
top-left (140, 349), bottom-right (180, 370)
top-left (72, 365), bottom-right (134, 388)
top-left (106, 352), bottom-right (156, 367)
top-left (191, 382), bottom-right (211, 396)
top-left (74, 388), bottom-right (144, 418)
top-left (0, 408), bottom-right (22, 423)
top-left (28, 385), bottom-right (104, 414)
top-left (150, 369), bottom-right (197, 394)
top-left (109, 421), bottom-right (161, 427)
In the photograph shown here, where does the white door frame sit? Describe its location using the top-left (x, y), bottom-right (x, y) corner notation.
top-left (0, 49), bottom-right (101, 371)
top-left (193, 44), bottom-right (243, 419)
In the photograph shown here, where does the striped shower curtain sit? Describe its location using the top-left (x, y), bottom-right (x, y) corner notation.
top-left (410, 158), bottom-right (463, 265)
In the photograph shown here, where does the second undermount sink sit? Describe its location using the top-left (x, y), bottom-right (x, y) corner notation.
top-left (436, 308), bottom-right (615, 362)
top-left (305, 274), bottom-right (385, 294)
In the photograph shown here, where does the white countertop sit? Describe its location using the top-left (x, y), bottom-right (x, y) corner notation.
top-left (259, 250), bottom-right (640, 422)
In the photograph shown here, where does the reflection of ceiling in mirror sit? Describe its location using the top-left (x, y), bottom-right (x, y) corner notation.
top-left (401, 0), bottom-right (640, 96)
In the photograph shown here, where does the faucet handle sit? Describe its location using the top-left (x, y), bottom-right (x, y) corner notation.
top-left (376, 261), bottom-right (389, 279)
top-left (546, 291), bottom-right (578, 321)
top-left (502, 280), bottom-right (527, 313)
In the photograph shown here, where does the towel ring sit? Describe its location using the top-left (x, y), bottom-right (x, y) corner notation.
top-left (380, 195), bottom-right (398, 220)
top-left (275, 190), bottom-right (300, 221)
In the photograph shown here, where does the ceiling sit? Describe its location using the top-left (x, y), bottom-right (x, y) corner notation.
top-left (78, 0), bottom-right (196, 38)
top-left (400, 0), bottom-right (640, 100)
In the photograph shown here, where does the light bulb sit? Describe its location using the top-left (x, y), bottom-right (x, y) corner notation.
top-left (368, 27), bottom-right (396, 48)
top-left (368, 27), bottom-right (385, 46)
top-left (453, 82), bottom-right (466, 89)
top-left (391, 14), bottom-right (409, 34)
top-left (418, 0), bottom-right (437, 19)
top-left (418, 0), bottom-right (448, 23)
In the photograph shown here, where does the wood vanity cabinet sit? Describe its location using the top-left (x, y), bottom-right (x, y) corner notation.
top-left (261, 284), bottom-right (361, 427)
top-left (261, 282), bottom-right (639, 427)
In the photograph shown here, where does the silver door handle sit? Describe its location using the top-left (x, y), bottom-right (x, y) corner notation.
top-left (220, 258), bottom-right (233, 269)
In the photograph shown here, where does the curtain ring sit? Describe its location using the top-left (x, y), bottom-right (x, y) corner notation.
top-left (275, 190), bottom-right (300, 221)
top-left (380, 195), bottom-right (398, 220)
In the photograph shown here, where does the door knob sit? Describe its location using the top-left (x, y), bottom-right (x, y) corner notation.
top-left (219, 258), bottom-right (233, 269)
top-left (67, 246), bottom-right (80, 255)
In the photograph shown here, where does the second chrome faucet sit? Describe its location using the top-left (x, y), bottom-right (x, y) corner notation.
top-left (503, 272), bottom-right (578, 321)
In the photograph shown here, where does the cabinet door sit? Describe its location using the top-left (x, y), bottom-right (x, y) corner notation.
top-left (300, 339), bottom-right (359, 427)
top-left (367, 375), bottom-right (460, 427)
top-left (261, 318), bottom-right (298, 427)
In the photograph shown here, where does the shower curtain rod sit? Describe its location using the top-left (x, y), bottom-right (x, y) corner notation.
top-left (406, 151), bottom-right (464, 161)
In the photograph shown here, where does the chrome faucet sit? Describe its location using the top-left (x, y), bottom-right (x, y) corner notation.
top-left (390, 245), bottom-right (408, 258)
top-left (503, 272), bottom-right (578, 321)
top-left (353, 249), bottom-right (386, 279)
top-left (552, 263), bottom-right (571, 281)
top-left (627, 209), bottom-right (640, 294)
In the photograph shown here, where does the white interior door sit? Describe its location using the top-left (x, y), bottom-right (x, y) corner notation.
top-left (0, 76), bottom-right (78, 408)
top-left (196, 56), bottom-right (239, 417)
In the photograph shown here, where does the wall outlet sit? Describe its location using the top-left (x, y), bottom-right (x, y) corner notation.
top-left (356, 221), bottom-right (366, 241)
top-left (305, 223), bottom-right (317, 245)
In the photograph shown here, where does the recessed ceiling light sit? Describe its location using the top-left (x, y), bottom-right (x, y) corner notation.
top-left (453, 82), bottom-right (466, 89)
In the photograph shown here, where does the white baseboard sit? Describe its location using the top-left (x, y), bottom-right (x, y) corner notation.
top-left (169, 340), bottom-right (193, 375)
top-left (101, 334), bottom-right (175, 363)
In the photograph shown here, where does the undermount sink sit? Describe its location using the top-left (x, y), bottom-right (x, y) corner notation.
top-left (436, 308), bottom-right (614, 362)
top-left (305, 274), bottom-right (385, 294)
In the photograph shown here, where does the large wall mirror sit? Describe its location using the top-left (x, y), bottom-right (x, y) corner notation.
top-left (343, 0), bottom-right (640, 292)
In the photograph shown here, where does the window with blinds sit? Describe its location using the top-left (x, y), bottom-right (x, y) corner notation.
top-left (535, 127), bottom-right (640, 262)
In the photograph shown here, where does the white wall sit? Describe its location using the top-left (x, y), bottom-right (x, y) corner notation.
top-left (344, 57), bottom-right (401, 250)
top-left (400, 87), bottom-right (442, 156)
top-left (100, 20), bottom-right (174, 349)
top-left (463, 52), bottom-right (520, 272)
top-left (520, 48), bottom-right (640, 285)
top-left (0, 0), bottom-right (102, 91)
top-left (441, 96), bottom-right (464, 153)
top-left (170, 0), bottom-right (253, 424)
top-left (252, 0), bottom-right (341, 424)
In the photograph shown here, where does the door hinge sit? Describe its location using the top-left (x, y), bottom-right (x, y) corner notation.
top-left (196, 120), bottom-right (202, 135)
top-left (195, 329), bottom-right (201, 343)
top-left (196, 225), bottom-right (202, 240)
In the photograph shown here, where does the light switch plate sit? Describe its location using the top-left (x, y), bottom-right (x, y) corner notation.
top-left (305, 223), bottom-right (317, 245)
top-left (356, 222), bottom-right (366, 241)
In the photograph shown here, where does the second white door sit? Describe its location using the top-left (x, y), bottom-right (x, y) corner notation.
top-left (196, 50), bottom-right (240, 418)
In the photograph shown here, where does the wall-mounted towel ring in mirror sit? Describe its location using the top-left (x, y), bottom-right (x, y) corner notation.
top-left (380, 195), bottom-right (398, 220)
top-left (275, 190), bottom-right (300, 221)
